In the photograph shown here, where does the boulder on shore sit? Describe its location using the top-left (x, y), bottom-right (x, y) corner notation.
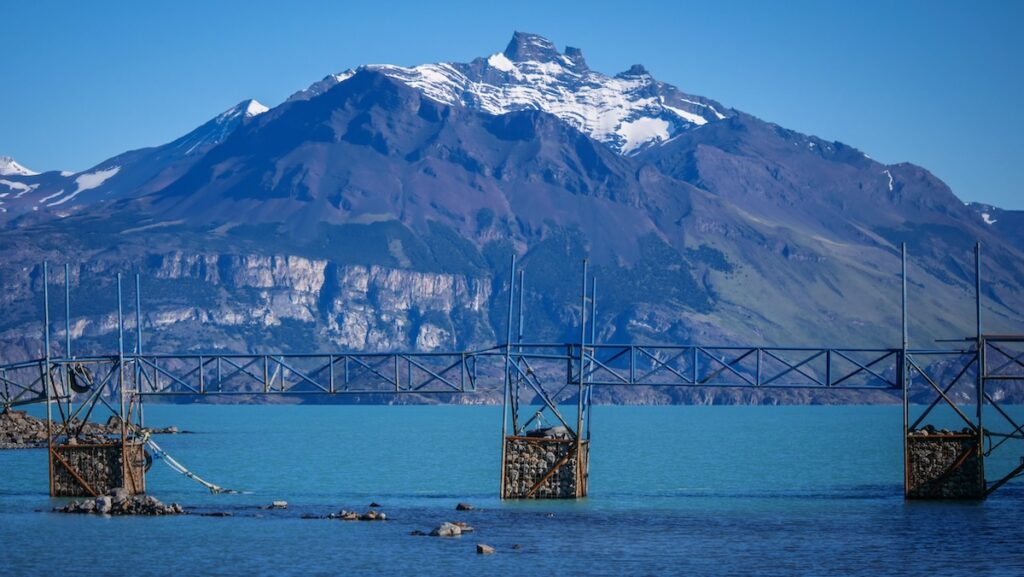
top-left (54, 488), bottom-right (185, 516)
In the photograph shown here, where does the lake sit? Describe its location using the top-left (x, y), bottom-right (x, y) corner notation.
top-left (1, 405), bottom-right (1022, 576)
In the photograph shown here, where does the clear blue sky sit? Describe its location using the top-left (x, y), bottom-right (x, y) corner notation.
top-left (2, 0), bottom-right (1021, 208)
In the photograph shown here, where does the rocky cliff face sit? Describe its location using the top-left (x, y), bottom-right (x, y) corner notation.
top-left (0, 248), bottom-right (494, 358)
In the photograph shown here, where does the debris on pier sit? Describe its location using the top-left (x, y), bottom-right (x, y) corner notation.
top-left (0, 409), bottom-right (182, 450)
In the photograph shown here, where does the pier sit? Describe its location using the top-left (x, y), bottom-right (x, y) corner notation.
top-left (1, 244), bottom-right (1022, 500)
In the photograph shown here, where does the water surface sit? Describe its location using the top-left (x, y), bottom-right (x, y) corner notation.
top-left (1, 405), bottom-right (1022, 576)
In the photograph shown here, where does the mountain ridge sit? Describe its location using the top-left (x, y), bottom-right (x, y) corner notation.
top-left (1, 32), bottom-right (1021, 404)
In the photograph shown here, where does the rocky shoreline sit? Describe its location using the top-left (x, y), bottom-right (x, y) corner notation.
top-left (54, 488), bottom-right (185, 516)
top-left (0, 409), bottom-right (183, 449)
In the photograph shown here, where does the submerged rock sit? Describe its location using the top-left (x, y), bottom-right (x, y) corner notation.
top-left (430, 522), bottom-right (462, 537)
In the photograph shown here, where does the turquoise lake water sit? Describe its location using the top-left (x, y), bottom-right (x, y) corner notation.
top-left (1, 405), bottom-right (1022, 576)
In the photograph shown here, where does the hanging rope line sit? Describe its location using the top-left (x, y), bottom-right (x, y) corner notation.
top-left (141, 432), bottom-right (239, 494)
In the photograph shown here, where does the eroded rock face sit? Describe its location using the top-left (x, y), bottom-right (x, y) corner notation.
top-left (2, 252), bottom-right (494, 355)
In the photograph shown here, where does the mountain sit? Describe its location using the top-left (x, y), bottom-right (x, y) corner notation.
top-left (288, 32), bottom-right (730, 156)
top-left (969, 202), bottom-right (1024, 248)
top-left (0, 156), bottom-right (38, 176)
top-left (0, 99), bottom-right (268, 220)
top-left (1, 32), bottom-right (1021, 405)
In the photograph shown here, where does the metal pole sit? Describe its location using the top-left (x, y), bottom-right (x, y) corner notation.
top-left (513, 270), bottom-right (525, 434)
top-left (43, 262), bottom-right (54, 495)
top-left (900, 243), bottom-right (910, 498)
top-left (499, 254), bottom-right (516, 498)
top-left (517, 270), bottom-right (525, 344)
top-left (135, 274), bottom-right (143, 355)
top-left (64, 264), bottom-right (72, 417)
top-left (576, 259), bottom-right (588, 496)
top-left (975, 242), bottom-right (985, 472)
top-left (902, 243), bottom-right (908, 351)
top-left (587, 276), bottom-right (596, 441)
top-left (135, 273), bottom-right (144, 429)
top-left (117, 274), bottom-right (128, 486)
top-left (64, 264), bottom-right (71, 357)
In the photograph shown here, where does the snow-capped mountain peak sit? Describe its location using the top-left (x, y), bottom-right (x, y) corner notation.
top-left (503, 31), bottom-right (565, 64)
top-left (170, 99), bottom-right (268, 156)
top-left (215, 99), bottom-right (268, 123)
top-left (243, 99), bottom-right (269, 117)
top-left (301, 32), bottom-right (734, 155)
top-left (0, 156), bottom-right (39, 176)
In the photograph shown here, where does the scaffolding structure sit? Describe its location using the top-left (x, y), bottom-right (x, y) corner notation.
top-left (1, 244), bottom-right (1021, 499)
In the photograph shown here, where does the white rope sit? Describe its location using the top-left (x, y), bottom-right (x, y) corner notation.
top-left (143, 434), bottom-right (237, 494)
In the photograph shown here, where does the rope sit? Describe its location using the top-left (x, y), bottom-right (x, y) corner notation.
top-left (141, 432), bottom-right (238, 494)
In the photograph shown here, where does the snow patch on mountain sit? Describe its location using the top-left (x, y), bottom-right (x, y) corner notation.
top-left (486, 52), bottom-right (515, 72)
top-left (883, 169), bottom-right (894, 192)
top-left (48, 190), bottom-right (82, 207)
top-left (981, 212), bottom-right (997, 225)
top-left (74, 166), bottom-right (120, 194)
top-left (0, 156), bottom-right (38, 176)
top-left (244, 100), bottom-right (269, 117)
top-left (38, 189), bottom-right (65, 204)
top-left (620, 118), bottom-right (671, 153)
top-left (0, 179), bottom-right (38, 197)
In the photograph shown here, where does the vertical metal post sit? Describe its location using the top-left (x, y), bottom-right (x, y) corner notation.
top-left (513, 269), bottom-right (525, 434)
top-left (517, 270), bottom-right (525, 344)
top-left (64, 264), bottom-right (71, 357)
top-left (43, 263), bottom-right (54, 495)
top-left (329, 355), bottom-right (336, 394)
top-left (587, 276), bottom-right (596, 441)
top-left (134, 274), bottom-right (143, 429)
top-left (975, 242), bottom-right (985, 472)
top-left (117, 274), bottom-right (128, 490)
top-left (575, 260), bottom-right (588, 497)
top-left (902, 243), bottom-right (908, 352)
top-left (499, 254), bottom-right (516, 499)
top-left (135, 274), bottom-right (143, 355)
top-left (901, 243), bottom-right (910, 497)
top-left (64, 264), bottom-right (72, 417)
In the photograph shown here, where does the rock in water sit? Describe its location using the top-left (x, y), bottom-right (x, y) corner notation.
top-left (54, 491), bottom-right (185, 516)
top-left (455, 502), bottom-right (474, 511)
top-left (476, 544), bottom-right (496, 555)
top-left (430, 522), bottom-right (462, 537)
top-left (95, 496), bottom-right (112, 514)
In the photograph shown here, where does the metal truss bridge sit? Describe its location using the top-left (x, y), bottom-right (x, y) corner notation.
top-left (1, 245), bottom-right (1022, 500)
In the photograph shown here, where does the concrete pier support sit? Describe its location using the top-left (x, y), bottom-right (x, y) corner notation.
top-left (50, 442), bottom-right (147, 497)
top-left (905, 430), bottom-right (985, 499)
top-left (502, 436), bottom-right (588, 499)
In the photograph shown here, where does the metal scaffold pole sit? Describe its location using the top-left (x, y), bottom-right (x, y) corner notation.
top-left (576, 259), bottom-right (587, 497)
top-left (499, 254), bottom-right (516, 499)
top-left (901, 243), bottom-right (910, 498)
top-left (975, 242), bottom-right (985, 478)
top-left (64, 264), bottom-right (72, 418)
top-left (43, 263), bottom-right (54, 495)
